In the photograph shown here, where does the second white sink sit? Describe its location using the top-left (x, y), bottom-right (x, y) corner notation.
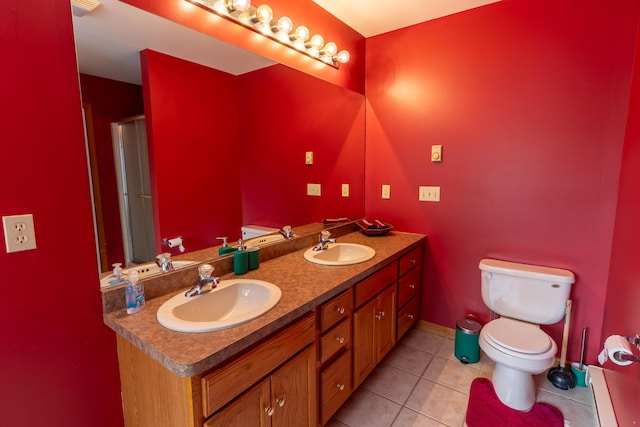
top-left (157, 279), bottom-right (281, 333)
top-left (303, 243), bottom-right (375, 266)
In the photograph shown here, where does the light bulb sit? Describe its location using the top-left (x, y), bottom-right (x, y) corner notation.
top-left (322, 42), bottom-right (337, 56)
top-left (336, 50), bottom-right (350, 64)
top-left (255, 5), bottom-right (272, 23)
top-left (293, 25), bottom-right (309, 42)
top-left (307, 34), bottom-right (324, 49)
top-left (272, 16), bottom-right (293, 34)
top-left (226, 0), bottom-right (250, 12)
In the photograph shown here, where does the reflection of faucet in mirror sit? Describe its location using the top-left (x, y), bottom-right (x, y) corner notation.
top-left (155, 252), bottom-right (174, 272)
top-left (280, 225), bottom-right (294, 239)
top-left (313, 230), bottom-right (336, 251)
top-left (185, 264), bottom-right (219, 298)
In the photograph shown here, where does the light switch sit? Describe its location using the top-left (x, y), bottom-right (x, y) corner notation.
top-left (382, 184), bottom-right (391, 199)
top-left (341, 184), bottom-right (349, 197)
top-left (419, 186), bottom-right (440, 202)
top-left (307, 183), bottom-right (321, 196)
top-left (305, 151), bottom-right (313, 165)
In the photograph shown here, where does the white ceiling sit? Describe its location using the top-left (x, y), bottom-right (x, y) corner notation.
top-left (313, 0), bottom-right (502, 38)
top-left (72, 0), bottom-right (501, 85)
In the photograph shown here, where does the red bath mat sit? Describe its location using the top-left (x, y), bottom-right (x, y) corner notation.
top-left (466, 378), bottom-right (564, 427)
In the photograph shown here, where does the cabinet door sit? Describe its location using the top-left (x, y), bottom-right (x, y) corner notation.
top-left (353, 298), bottom-right (376, 388)
top-left (375, 285), bottom-right (396, 360)
top-left (271, 346), bottom-right (316, 427)
top-left (205, 379), bottom-right (271, 427)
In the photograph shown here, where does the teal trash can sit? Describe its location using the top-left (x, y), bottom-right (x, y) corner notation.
top-left (455, 318), bottom-right (482, 364)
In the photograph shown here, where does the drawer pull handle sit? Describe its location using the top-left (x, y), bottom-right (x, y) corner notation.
top-left (336, 307), bottom-right (345, 315)
top-left (265, 406), bottom-right (275, 416)
top-left (375, 311), bottom-right (385, 320)
top-left (408, 314), bottom-right (415, 320)
top-left (276, 396), bottom-right (286, 407)
top-left (336, 336), bottom-right (345, 344)
top-left (337, 383), bottom-right (345, 391)
top-left (409, 284), bottom-right (416, 289)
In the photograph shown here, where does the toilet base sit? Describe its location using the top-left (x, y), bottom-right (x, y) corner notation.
top-left (492, 363), bottom-right (536, 411)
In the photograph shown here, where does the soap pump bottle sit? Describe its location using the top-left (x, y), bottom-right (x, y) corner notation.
top-left (217, 237), bottom-right (235, 256)
top-left (233, 239), bottom-right (249, 275)
top-left (125, 270), bottom-right (145, 314)
top-left (108, 263), bottom-right (128, 285)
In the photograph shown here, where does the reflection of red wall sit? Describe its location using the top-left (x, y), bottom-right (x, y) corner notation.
top-left (79, 74), bottom-right (144, 267)
top-left (238, 64), bottom-right (365, 228)
top-left (601, 13), bottom-right (640, 425)
top-left (141, 50), bottom-right (244, 251)
top-left (0, 2), bottom-right (124, 426)
top-left (365, 0), bottom-right (639, 365)
top-left (121, 0), bottom-right (365, 94)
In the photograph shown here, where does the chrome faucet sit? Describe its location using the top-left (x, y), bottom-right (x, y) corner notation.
top-left (185, 264), bottom-right (220, 298)
top-left (313, 230), bottom-right (336, 251)
top-left (155, 252), bottom-right (174, 272)
top-left (280, 225), bottom-right (294, 239)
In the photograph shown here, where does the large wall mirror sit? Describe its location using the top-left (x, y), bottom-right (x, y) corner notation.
top-left (72, 0), bottom-right (365, 275)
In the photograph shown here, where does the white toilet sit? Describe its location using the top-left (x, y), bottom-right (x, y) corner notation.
top-left (478, 258), bottom-right (575, 411)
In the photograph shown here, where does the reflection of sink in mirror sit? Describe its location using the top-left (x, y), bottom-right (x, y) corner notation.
top-left (157, 279), bottom-right (281, 333)
top-left (304, 243), bottom-right (375, 266)
top-left (245, 234), bottom-right (285, 248)
top-left (100, 260), bottom-right (196, 288)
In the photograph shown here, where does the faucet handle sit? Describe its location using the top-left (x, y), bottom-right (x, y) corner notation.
top-left (198, 264), bottom-right (214, 280)
top-left (321, 230), bottom-right (332, 240)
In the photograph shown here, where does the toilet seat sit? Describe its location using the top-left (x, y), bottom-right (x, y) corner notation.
top-left (483, 318), bottom-right (553, 355)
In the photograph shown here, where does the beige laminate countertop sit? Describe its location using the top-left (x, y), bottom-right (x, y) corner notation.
top-left (104, 230), bottom-right (425, 377)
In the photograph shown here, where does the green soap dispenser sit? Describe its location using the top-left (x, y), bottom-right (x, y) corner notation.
top-left (217, 237), bottom-right (235, 255)
top-left (233, 239), bottom-right (249, 275)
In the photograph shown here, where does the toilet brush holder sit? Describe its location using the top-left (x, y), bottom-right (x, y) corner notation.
top-left (570, 362), bottom-right (587, 387)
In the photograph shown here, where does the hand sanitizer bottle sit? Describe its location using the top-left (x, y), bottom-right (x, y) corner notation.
top-left (125, 270), bottom-right (145, 314)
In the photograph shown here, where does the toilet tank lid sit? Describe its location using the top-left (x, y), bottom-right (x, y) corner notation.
top-left (479, 258), bottom-right (575, 284)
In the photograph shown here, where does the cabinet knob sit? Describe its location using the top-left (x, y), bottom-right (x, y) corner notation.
top-left (410, 259), bottom-right (416, 264)
top-left (336, 336), bottom-right (345, 344)
top-left (375, 311), bottom-right (385, 320)
top-left (409, 284), bottom-right (416, 289)
top-left (276, 396), bottom-right (286, 407)
top-left (336, 306), bottom-right (345, 315)
top-left (408, 314), bottom-right (414, 320)
top-left (337, 383), bottom-right (345, 391)
top-left (265, 406), bottom-right (275, 416)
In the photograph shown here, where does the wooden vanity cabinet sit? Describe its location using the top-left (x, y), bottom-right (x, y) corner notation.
top-left (396, 246), bottom-right (422, 340)
top-left (352, 264), bottom-right (397, 388)
top-left (318, 289), bottom-right (353, 425)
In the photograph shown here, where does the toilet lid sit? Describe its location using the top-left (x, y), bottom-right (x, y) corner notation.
top-left (484, 318), bottom-right (553, 354)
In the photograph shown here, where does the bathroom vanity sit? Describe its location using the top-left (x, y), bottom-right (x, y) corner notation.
top-left (102, 226), bottom-right (425, 426)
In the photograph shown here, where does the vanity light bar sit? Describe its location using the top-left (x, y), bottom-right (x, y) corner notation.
top-left (185, 0), bottom-right (350, 69)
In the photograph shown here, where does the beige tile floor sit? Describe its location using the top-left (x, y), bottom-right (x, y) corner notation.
top-left (327, 328), bottom-right (594, 427)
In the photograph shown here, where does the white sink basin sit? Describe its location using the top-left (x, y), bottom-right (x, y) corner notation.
top-left (303, 243), bottom-right (375, 266)
top-left (157, 279), bottom-right (281, 333)
top-left (100, 260), bottom-right (196, 288)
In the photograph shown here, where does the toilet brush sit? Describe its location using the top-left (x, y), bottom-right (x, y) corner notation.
top-left (547, 299), bottom-right (576, 390)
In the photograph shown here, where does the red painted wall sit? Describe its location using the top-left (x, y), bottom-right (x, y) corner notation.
top-left (238, 64), bottom-right (365, 228)
top-left (141, 50), bottom-right (244, 252)
top-left (0, 2), bottom-right (124, 426)
top-left (365, 0), bottom-right (639, 364)
top-left (601, 13), bottom-right (640, 425)
top-left (79, 74), bottom-right (145, 267)
top-left (121, 0), bottom-right (365, 94)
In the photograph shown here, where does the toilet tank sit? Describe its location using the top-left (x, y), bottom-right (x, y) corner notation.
top-left (479, 258), bottom-right (575, 324)
top-left (241, 225), bottom-right (279, 240)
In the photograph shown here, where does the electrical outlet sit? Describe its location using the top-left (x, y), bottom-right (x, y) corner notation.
top-left (305, 151), bottom-right (313, 165)
top-left (419, 186), bottom-right (440, 202)
top-left (307, 183), bottom-right (321, 196)
top-left (341, 183), bottom-right (349, 197)
top-left (382, 184), bottom-right (391, 199)
top-left (3, 214), bottom-right (37, 253)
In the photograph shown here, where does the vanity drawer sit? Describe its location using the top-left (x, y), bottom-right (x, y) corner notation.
top-left (397, 295), bottom-right (420, 340)
top-left (399, 246), bottom-right (422, 277)
top-left (398, 267), bottom-right (420, 308)
top-left (320, 288), bottom-right (353, 332)
top-left (320, 317), bottom-right (351, 364)
top-left (355, 263), bottom-right (397, 307)
top-left (320, 350), bottom-right (352, 425)
top-left (201, 313), bottom-right (315, 418)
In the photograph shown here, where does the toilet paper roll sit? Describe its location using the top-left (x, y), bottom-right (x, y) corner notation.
top-left (597, 335), bottom-right (634, 366)
top-left (167, 237), bottom-right (185, 253)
